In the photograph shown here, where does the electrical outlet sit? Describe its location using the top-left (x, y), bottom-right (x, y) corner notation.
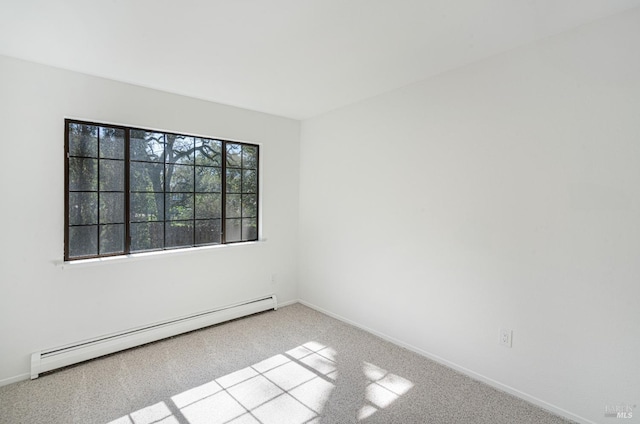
top-left (499, 328), bottom-right (513, 348)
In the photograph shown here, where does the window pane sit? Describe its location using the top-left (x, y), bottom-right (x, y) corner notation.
top-left (68, 225), bottom-right (98, 257)
top-left (130, 222), bottom-right (164, 251)
top-left (195, 138), bottom-right (222, 166)
top-left (69, 192), bottom-right (97, 225)
top-left (242, 169), bottom-right (257, 193)
top-left (130, 130), bottom-right (165, 162)
top-left (131, 162), bottom-right (164, 192)
top-left (131, 192), bottom-right (164, 222)
top-left (242, 195), bottom-right (257, 218)
top-left (226, 194), bottom-right (241, 218)
top-left (242, 145), bottom-right (258, 169)
top-left (99, 127), bottom-right (125, 159)
top-left (166, 163), bottom-right (194, 192)
top-left (195, 166), bottom-right (221, 192)
top-left (166, 135), bottom-right (194, 164)
top-left (226, 143), bottom-right (242, 167)
top-left (68, 158), bottom-right (98, 191)
top-left (226, 169), bottom-right (241, 193)
top-left (166, 193), bottom-right (193, 220)
top-left (242, 218), bottom-right (257, 241)
top-left (195, 219), bottom-right (221, 245)
top-left (100, 224), bottom-right (125, 254)
top-left (166, 222), bottom-right (194, 248)
top-left (225, 218), bottom-right (241, 242)
top-left (195, 193), bottom-right (221, 219)
top-left (99, 160), bottom-right (125, 191)
top-left (69, 123), bottom-right (98, 157)
top-left (100, 193), bottom-right (124, 224)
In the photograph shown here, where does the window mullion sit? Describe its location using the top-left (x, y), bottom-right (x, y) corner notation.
top-left (96, 128), bottom-right (101, 255)
top-left (192, 137), bottom-right (196, 246)
top-left (124, 128), bottom-right (131, 254)
top-left (221, 141), bottom-right (227, 244)
top-left (163, 134), bottom-right (167, 250)
top-left (240, 146), bottom-right (244, 240)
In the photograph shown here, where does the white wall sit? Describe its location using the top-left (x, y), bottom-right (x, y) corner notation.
top-left (299, 9), bottom-right (640, 424)
top-left (0, 55), bottom-right (300, 384)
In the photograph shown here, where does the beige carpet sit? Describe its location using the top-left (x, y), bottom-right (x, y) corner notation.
top-left (0, 303), bottom-right (575, 424)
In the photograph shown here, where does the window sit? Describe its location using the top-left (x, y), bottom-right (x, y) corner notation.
top-left (65, 120), bottom-right (259, 261)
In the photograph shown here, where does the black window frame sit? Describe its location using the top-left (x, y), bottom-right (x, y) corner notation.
top-left (64, 119), bottom-right (260, 261)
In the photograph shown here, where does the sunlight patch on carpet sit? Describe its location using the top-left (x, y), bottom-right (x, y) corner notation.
top-left (107, 341), bottom-right (413, 424)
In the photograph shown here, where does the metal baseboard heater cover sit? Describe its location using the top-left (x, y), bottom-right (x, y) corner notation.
top-left (31, 294), bottom-right (277, 379)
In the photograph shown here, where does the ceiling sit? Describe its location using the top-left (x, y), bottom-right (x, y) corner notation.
top-left (1, 0), bottom-right (639, 120)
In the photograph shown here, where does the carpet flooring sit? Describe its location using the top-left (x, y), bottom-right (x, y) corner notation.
top-left (0, 303), bottom-right (576, 424)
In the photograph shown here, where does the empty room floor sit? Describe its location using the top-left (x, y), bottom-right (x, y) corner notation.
top-left (0, 304), bottom-right (575, 424)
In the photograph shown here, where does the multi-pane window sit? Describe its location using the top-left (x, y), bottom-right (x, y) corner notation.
top-left (65, 120), bottom-right (259, 261)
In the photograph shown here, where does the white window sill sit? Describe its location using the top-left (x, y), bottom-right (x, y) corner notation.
top-left (57, 240), bottom-right (264, 269)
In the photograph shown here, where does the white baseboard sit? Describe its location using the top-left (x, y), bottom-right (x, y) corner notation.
top-left (297, 299), bottom-right (594, 424)
top-left (0, 373), bottom-right (30, 388)
top-left (276, 298), bottom-right (298, 308)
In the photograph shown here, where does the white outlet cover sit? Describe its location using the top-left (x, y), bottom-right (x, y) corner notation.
top-left (499, 329), bottom-right (513, 348)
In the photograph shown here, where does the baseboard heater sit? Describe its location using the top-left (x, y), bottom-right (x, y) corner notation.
top-left (30, 294), bottom-right (277, 379)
